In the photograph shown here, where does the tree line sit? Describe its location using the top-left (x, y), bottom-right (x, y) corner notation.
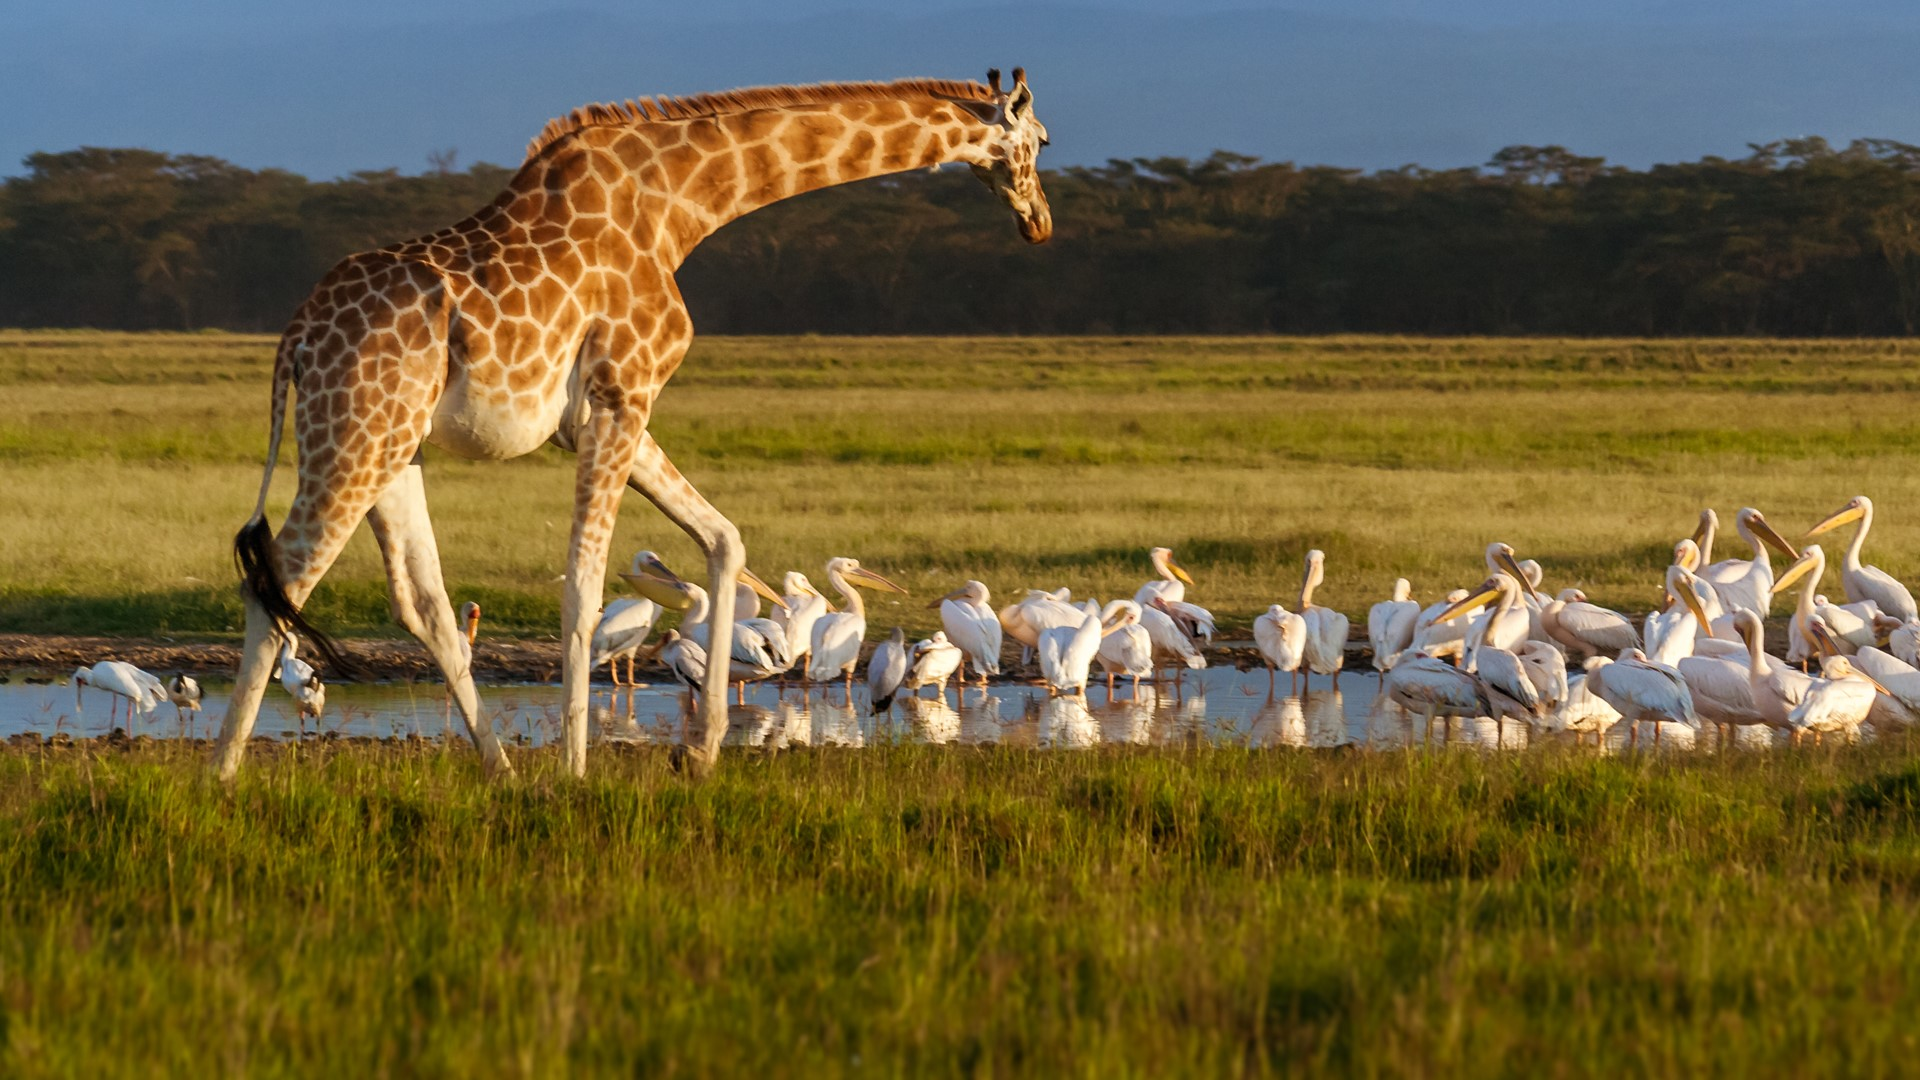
top-left (6, 137), bottom-right (1920, 336)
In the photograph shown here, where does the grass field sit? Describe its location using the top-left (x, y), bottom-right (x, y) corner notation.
top-left (1, 741), bottom-right (1917, 1075)
top-left (6, 331), bottom-right (1920, 639)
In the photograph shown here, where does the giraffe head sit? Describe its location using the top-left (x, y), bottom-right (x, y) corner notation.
top-left (966, 67), bottom-right (1052, 244)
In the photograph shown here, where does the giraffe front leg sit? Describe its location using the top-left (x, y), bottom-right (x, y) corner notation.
top-left (562, 408), bottom-right (648, 778)
top-left (624, 432), bottom-right (746, 776)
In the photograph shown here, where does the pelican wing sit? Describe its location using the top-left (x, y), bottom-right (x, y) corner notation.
top-left (942, 599), bottom-right (1002, 676)
top-left (1475, 648), bottom-right (1541, 716)
top-left (1677, 656), bottom-right (1761, 726)
top-left (1140, 605), bottom-right (1205, 669)
top-left (1849, 564), bottom-right (1919, 624)
top-left (808, 613), bottom-right (866, 680)
top-left (1097, 625), bottom-right (1154, 678)
top-left (1557, 603), bottom-right (1640, 653)
top-left (592, 598), bottom-right (660, 664)
top-left (867, 639), bottom-right (909, 711)
top-left (1162, 600), bottom-right (1216, 642)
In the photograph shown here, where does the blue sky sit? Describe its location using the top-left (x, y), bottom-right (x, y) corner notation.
top-left (7, 1), bottom-right (1919, 177)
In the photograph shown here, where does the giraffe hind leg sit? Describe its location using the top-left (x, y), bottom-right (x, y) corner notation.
top-left (368, 460), bottom-right (514, 776)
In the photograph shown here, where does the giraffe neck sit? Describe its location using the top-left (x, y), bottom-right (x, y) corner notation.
top-left (643, 99), bottom-right (994, 264)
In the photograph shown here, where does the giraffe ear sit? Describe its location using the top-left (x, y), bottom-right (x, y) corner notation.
top-left (951, 98), bottom-right (1001, 125)
top-left (1007, 79), bottom-right (1033, 120)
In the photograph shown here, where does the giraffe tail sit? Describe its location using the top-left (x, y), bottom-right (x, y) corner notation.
top-left (232, 334), bottom-right (358, 675)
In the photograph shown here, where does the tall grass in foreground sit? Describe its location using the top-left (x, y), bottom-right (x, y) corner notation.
top-left (2, 740), bottom-right (1919, 1076)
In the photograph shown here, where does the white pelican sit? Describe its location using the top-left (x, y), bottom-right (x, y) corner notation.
top-left (774, 572), bottom-right (833, 676)
top-left (591, 597), bottom-right (660, 686)
top-left (733, 580), bottom-right (796, 679)
top-left (1516, 641), bottom-right (1569, 714)
top-left (1774, 545), bottom-right (1881, 664)
top-left (1806, 495), bottom-right (1918, 623)
top-left (1383, 652), bottom-right (1488, 735)
top-left (72, 661), bottom-right (166, 730)
top-left (908, 632), bottom-right (965, 701)
top-left (623, 554), bottom-right (790, 698)
top-left (805, 557), bottom-right (910, 691)
top-left (1890, 619), bottom-right (1920, 667)
top-left (1788, 650), bottom-right (1887, 745)
top-left (1298, 549), bottom-right (1350, 687)
top-left (274, 635), bottom-right (326, 734)
top-left (1432, 570), bottom-right (1533, 657)
top-left (1367, 579), bottom-right (1420, 671)
top-left (1583, 651), bottom-right (1694, 747)
top-left (1134, 548), bottom-right (1216, 643)
top-left (1541, 589), bottom-right (1639, 660)
top-left (867, 627), bottom-right (910, 714)
top-left (1845, 646), bottom-right (1920, 728)
top-left (649, 629), bottom-right (708, 695)
top-left (1698, 507), bottom-right (1798, 617)
top-left (1038, 600), bottom-right (1117, 696)
top-left (1003, 588), bottom-right (1080, 666)
top-left (167, 674), bottom-right (203, 731)
top-left (1470, 641), bottom-right (1546, 739)
top-left (1409, 588), bottom-right (1474, 663)
top-left (1253, 602), bottom-right (1307, 695)
top-left (1140, 598), bottom-right (1207, 676)
top-left (1677, 652), bottom-right (1768, 747)
top-left (1646, 564), bottom-right (1714, 666)
top-left (1095, 599), bottom-right (1155, 696)
top-left (1543, 662), bottom-right (1623, 744)
top-left (1727, 610), bottom-right (1811, 739)
top-left (933, 580), bottom-right (1003, 681)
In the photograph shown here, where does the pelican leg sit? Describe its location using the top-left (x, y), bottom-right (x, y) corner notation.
top-left (1266, 665), bottom-right (1275, 700)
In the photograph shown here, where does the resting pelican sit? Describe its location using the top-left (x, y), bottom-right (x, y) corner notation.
top-left (1728, 610), bottom-right (1811, 738)
top-left (1773, 545), bottom-right (1881, 665)
top-left (773, 572), bottom-right (833, 677)
top-left (867, 628), bottom-right (910, 714)
top-left (1004, 589), bottom-right (1080, 667)
top-left (933, 580), bottom-right (1003, 682)
top-left (592, 597), bottom-right (660, 686)
top-left (733, 581), bottom-right (797, 681)
top-left (908, 632), bottom-right (965, 701)
top-left (1298, 550), bottom-right (1350, 687)
top-left (806, 557), bottom-right (910, 691)
top-left (1039, 600), bottom-right (1115, 696)
top-left (1095, 599), bottom-right (1155, 696)
top-left (1542, 662), bottom-right (1623, 744)
top-left (1583, 651), bottom-right (1694, 748)
top-left (1383, 652), bottom-right (1488, 736)
top-left (624, 554), bottom-right (789, 698)
top-left (1516, 641), bottom-right (1569, 714)
top-left (1409, 588), bottom-right (1474, 663)
top-left (1891, 619), bottom-right (1920, 667)
top-left (1541, 589), bottom-right (1638, 660)
top-left (1253, 602), bottom-right (1307, 696)
top-left (1645, 564), bottom-right (1714, 666)
top-left (1469, 639), bottom-right (1546, 740)
top-left (1134, 548), bottom-right (1216, 644)
top-left (1788, 649), bottom-right (1886, 745)
top-left (274, 635), bottom-right (326, 735)
top-left (72, 661), bottom-right (166, 730)
top-left (1698, 507), bottom-right (1798, 616)
top-left (1140, 598), bottom-right (1207, 677)
top-left (167, 674), bottom-right (203, 732)
top-left (649, 629), bottom-right (708, 696)
top-left (1367, 579), bottom-right (1420, 671)
top-left (1433, 570), bottom-right (1533, 657)
top-left (1847, 646), bottom-right (1920, 728)
top-left (1806, 495), bottom-right (1918, 623)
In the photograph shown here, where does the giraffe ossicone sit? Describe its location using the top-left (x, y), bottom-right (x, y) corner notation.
top-left (211, 69), bottom-right (1053, 781)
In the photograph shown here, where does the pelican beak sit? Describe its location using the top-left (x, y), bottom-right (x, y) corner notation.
top-left (1678, 582), bottom-right (1711, 628)
top-left (1436, 583), bottom-right (1500, 624)
top-left (741, 568), bottom-right (789, 613)
top-left (1771, 550), bottom-right (1820, 595)
top-left (1494, 551), bottom-right (1538, 601)
top-left (1168, 556), bottom-right (1195, 586)
top-left (1809, 620), bottom-right (1842, 658)
top-left (1862, 670), bottom-right (1894, 697)
top-left (1674, 541), bottom-right (1701, 573)
top-left (619, 570), bottom-right (696, 611)
top-left (849, 567), bottom-right (909, 595)
top-left (930, 585), bottom-right (969, 610)
top-left (1752, 514), bottom-right (1800, 559)
top-left (1807, 501), bottom-right (1866, 538)
top-left (1690, 515), bottom-right (1712, 548)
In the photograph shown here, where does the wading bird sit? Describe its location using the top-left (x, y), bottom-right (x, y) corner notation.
top-left (1134, 547), bottom-right (1216, 643)
top-left (1254, 601), bottom-right (1308, 695)
top-left (274, 635), bottom-right (326, 736)
top-left (1582, 650), bottom-right (1694, 748)
top-left (1298, 550), bottom-right (1349, 687)
top-left (167, 674), bottom-right (204, 733)
top-left (933, 580), bottom-right (1003, 682)
top-left (1095, 599), bottom-right (1155, 697)
top-left (1039, 600), bottom-right (1120, 696)
top-left (1698, 507), bottom-right (1799, 617)
top-left (1140, 597), bottom-right (1207, 679)
top-left (649, 629), bottom-right (709, 698)
top-left (1541, 589), bottom-right (1639, 661)
top-left (1383, 652), bottom-right (1489, 738)
top-left (72, 661), bottom-right (166, 732)
top-left (907, 631), bottom-right (965, 702)
top-left (623, 553), bottom-right (790, 700)
top-left (867, 628), bottom-right (910, 714)
top-left (1432, 570), bottom-right (1533, 657)
top-left (1368, 579), bottom-right (1420, 671)
top-left (807, 557), bottom-right (910, 693)
top-left (774, 572), bottom-right (833, 679)
top-left (592, 596), bottom-right (661, 687)
top-left (1806, 495), bottom-right (1918, 624)
top-left (1775, 545), bottom-right (1882, 664)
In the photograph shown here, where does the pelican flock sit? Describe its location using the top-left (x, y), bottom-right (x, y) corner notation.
top-left (45, 502), bottom-right (1920, 754)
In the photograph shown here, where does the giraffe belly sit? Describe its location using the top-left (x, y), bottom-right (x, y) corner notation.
top-left (427, 380), bottom-right (566, 460)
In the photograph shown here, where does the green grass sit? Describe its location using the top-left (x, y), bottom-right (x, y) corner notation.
top-left (3, 740), bottom-right (1919, 1075)
top-left (6, 330), bottom-right (1920, 638)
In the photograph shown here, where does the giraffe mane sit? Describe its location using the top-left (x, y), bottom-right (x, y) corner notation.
top-left (524, 77), bottom-right (997, 162)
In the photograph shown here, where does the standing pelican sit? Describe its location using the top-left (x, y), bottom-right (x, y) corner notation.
top-left (623, 553), bottom-right (789, 697)
top-left (1645, 564), bottom-right (1714, 666)
top-left (773, 572), bottom-right (833, 678)
top-left (1253, 602), bottom-right (1307, 696)
top-left (1134, 548), bottom-right (1216, 643)
top-left (1727, 610), bottom-right (1811, 739)
top-left (1298, 550), bottom-right (1350, 687)
top-left (1773, 545), bottom-right (1882, 665)
top-left (806, 557), bottom-right (910, 692)
top-left (1383, 652), bottom-right (1489, 737)
top-left (933, 580), bottom-right (1003, 682)
top-left (1515, 641), bottom-right (1569, 714)
top-left (1039, 600), bottom-right (1124, 696)
top-left (1409, 588), bottom-right (1474, 663)
top-left (1432, 569), bottom-right (1534, 658)
top-left (1139, 598), bottom-right (1207, 678)
top-left (1095, 599), bottom-right (1155, 696)
top-left (1788, 643), bottom-right (1886, 745)
top-left (867, 628), bottom-right (910, 714)
top-left (72, 661), bottom-right (166, 731)
top-left (649, 629), bottom-right (708, 696)
top-left (1582, 651), bottom-right (1694, 748)
top-left (1367, 579), bottom-right (1420, 671)
top-left (1699, 507), bottom-right (1799, 616)
top-left (1806, 495), bottom-right (1918, 623)
top-left (1003, 588), bottom-right (1080, 667)
top-left (1542, 659), bottom-right (1623, 745)
top-left (733, 580), bottom-right (796, 684)
top-left (1541, 589), bottom-right (1639, 661)
top-left (592, 597), bottom-right (661, 687)
top-left (274, 635), bottom-right (326, 735)
top-left (907, 632), bottom-right (965, 702)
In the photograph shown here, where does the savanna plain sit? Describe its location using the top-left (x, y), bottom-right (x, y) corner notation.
top-left (4, 331), bottom-right (1920, 1075)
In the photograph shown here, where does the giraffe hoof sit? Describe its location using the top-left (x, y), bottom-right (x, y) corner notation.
top-left (669, 743), bottom-right (716, 780)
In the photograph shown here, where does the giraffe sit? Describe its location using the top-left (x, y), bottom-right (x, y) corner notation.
top-left (212, 69), bottom-right (1052, 781)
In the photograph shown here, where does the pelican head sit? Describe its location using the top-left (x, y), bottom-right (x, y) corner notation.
top-left (1673, 538), bottom-right (1702, 572)
top-left (1815, 650), bottom-right (1892, 695)
top-left (1485, 543), bottom-right (1538, 600)
top-left (827, 557), bottom-right (910, 595)
top-left (1771, 544), bottom-right (1825, 596)
top-left (931, 579), bottom-right (991, 610)
top-left (1390, 578), bottom-right (1413, 603)
top-left (1737, 508), bottom-right (1800, 559)
top-left (1435, 574), bottom-right (1518, 624)
top-left (1557, 588), bottom-right (1587, 604)
top-left (1808, 495), bottom-right (1872, 538)
top-left (1150, 547), bottom-right (1195, 586)
top-left (1665, 564), bottom-right (1712, 626)
top-left (1691, 508), bottom-right (1719, 546)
